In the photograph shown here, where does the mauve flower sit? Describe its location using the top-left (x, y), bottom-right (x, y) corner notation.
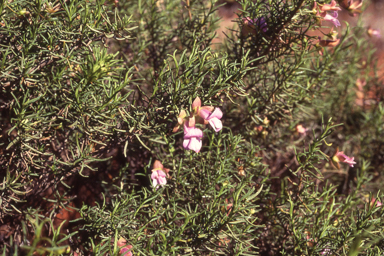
top-left (241, 17), bottom-right (268, 36)
top-left (332, 148), bottom-right (356, 169)
top-left (320, 0), bottom-right (341, 11)
top-left (151, 160), bottom-right (169, 188)
top-left (251, 17), bottom-right (268, 33)
top-left (192, 97), bottom-right (223, 132)
top-left (319, 11), bottom-right (341, 27)
top-left (183, 123), bottom-right (203, 153)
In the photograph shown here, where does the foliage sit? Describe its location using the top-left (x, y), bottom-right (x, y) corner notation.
top-left (0, 0), bottom-right (383, 255)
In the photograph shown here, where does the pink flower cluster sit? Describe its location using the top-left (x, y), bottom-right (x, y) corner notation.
top-left (314, 0), bottom-right (341, 27)
top-left (174, 97), bottom-right (223, 153)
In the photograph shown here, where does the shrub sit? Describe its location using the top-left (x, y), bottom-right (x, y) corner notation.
top-left (1, 0), bottom-right (383, 255)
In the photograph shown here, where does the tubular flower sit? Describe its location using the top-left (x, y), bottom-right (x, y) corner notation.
top-left (320, 0), bottom-right (341, 11)
top-left (314, 0), bottom-right (341, 27)
top-left (192, 97), bottom-right (223, 132)
top-left (151, 160), bottom-right (169, 188)
top-left (347, 0), bottom-right (363, 16)
top-left (332, 148), bottom-right (356, 169)
top-left (183, 122), bottom-right (203, 153)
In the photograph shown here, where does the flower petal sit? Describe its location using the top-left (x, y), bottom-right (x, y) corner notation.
top-left (178, 110), bottom-right (186, 124)
top-left (335, 151), bottom-right (347, 162)
top-left (152, 178), bottom-right (158, 188)
top-left (183, 138), bottom-right (191, 149)
top-left (198, 108), bottom-right (212, 120)
top-left (192, 97), bottom-right (201, 110)
top-left (183, 125), bottom-right (203, 139)
top-left (200, 106), bottom-right (215, 112)
top-left (320, 11), bottom-right (341, 27)
top-left (158, 170), bottom-right (166, 178)
top-left (188, 116), bottom-right (196, 128)
top-left (207, 108), bottom-right (223, 120)
top-left (153, 160), bottom-right (163, 170)
top-left (344, 157), bottom-right (356, 167)
top-left (321, 0), bottom-right (341, 11)
top-left (151, 171), bottom-right (158, 180)
top-left (208, 118), bottom-right (223, 132)
top-left (120, 245), bottom-right (133, 256)
top-left (335, 151), bottom-right (356, 167)
top-left (158, 176), bottom-right (167, 186)
top-left (188, 137), bottom-right (202, 153)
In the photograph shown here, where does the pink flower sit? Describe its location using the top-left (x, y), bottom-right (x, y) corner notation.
top-left (183, 123), bottom-right (203, 153)
top-left (332, 148), bottom-right (356, 168)
top-left (320, 0), bottom-right (341, 11)
top-left (192, 97), bottom-right (223, 132)
top-left (336, 152), bottom-right (356, 167)
top-left (151, 160), bottom-right (169, 188)
top-left (151, 169), bottom-right (167, 188)
top-left (117, 238), bottom-right (133, 256)
top-left (199, 108), bottom-right (223, 132)
top-left (371, 198), bottom-right (382, 207)
top-left (319, 11), bottom-right (341, 27)
top-left (120, 246), bottom-right (133, 256)
top-left (368, 27), bottom-right (381, 38)
top-left (296, 124), bottom-right (307, 134)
